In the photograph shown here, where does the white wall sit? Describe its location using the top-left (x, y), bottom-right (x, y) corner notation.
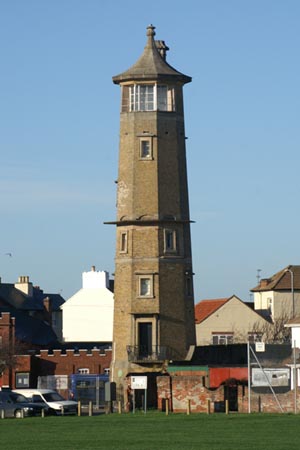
top-left (61, 268), bottom-right (114, 342)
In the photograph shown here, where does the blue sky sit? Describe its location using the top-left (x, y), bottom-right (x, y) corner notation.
top-left (1, 1), bottom-right (299, 302)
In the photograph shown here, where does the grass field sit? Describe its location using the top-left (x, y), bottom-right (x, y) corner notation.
top-left (1, 412), bottom-right (300, 450)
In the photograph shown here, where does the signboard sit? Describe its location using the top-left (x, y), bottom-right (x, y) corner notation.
top-left (252, 368), bottom-right (290, 387)
top-left (255, 342), bottom-right (265, 352)
top-left (131, 376), bottom-right (147, 390)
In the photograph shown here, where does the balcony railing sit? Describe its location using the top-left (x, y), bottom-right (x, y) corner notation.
top-left (127, 345), bottom-right (173, 363)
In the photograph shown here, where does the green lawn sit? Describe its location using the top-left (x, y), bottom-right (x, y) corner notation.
top-left (1, 412), bottom-right (299, 450)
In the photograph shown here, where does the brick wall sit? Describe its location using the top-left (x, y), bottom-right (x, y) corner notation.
top-left (157, 375), bottom-right (300, 414)
top-left (37, 348), bottom-right (112, 376)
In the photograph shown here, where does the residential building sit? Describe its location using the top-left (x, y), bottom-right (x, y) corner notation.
top-left (108, 25), bottom-right (196, 399)
top-left (195, 295), bottom-right (268, 346)
top-left (61, 267), bottom-right (114, 343)
top-left (0, 275), bottom-right (63, 344)
top-left (251, 265), bottom-right (300, 320)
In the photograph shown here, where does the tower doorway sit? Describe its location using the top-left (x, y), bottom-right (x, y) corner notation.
top-left (138, 322), bottom-right (152, 358)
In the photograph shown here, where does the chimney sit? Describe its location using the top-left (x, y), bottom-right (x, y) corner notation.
top-left (155, 40), bottom-right (169, 60)
top-left (260, 278), bottom-right (270, 288)
top-left (91, 265), bottom-right (96, 272)
top-left (43, 296), bottom-right (52, 314)
top-left (15, 275), bottom-right (33, 297)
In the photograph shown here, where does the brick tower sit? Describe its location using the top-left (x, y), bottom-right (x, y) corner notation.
top-left (109, 25), bottom-right (195, 396)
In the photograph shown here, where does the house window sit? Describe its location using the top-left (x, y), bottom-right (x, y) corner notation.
top-left (248, 333), bottom-right (262, 343)
top-left (164, 229), bottom-right (177, 253)
top-left (129, 84), bottom-right (175, 112)
top-left (138, 275), bottom-right (154, 298)
top-left (120, 231), bottom-right (128, 253)
top-left (15, 372), bottom-right (30, 388)
top-left (77, 368), bottom-right (90, 374)
top-left (212, 334), bottom-right (234, 345)
top-left (140, 139), bottom-right (152, 159)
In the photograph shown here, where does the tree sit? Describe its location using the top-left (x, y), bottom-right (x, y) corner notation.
top-left (250, 313), bottom-right (291, 344)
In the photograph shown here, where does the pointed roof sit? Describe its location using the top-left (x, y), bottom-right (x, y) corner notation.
top-left (251, 265), bottom-right (300, 292)
top-left (194, 298), bottom-right (229, 324)
top-left (113, 25), bottom-right (191, 85)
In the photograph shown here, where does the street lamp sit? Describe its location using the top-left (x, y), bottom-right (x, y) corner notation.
top-left (285, 267), bottom-right (297, 413)
top-left (285, 268), bottom-right (295, 318)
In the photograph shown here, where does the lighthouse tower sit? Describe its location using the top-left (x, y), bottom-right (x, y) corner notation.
top-left (109, 25), bottom-right (196, 394)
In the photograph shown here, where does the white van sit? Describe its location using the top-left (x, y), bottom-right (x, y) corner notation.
top-left (13, 389), bottom-right (78, 415)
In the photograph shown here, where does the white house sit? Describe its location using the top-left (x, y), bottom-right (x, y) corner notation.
top-left (61, 266), bottom-right (114, 342)
top-left (251, 265), bottom-right (300, 320)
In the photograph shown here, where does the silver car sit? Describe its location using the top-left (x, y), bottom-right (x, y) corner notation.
top-left (0, 390), bottom-right (47, 418)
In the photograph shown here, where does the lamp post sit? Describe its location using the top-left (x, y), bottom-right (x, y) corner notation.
top-left (285, 268), bottom-right (295, 318)
top-left (285, 267), bottom-right (297, 413)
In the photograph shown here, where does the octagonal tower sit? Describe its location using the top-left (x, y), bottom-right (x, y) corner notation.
top-left (109, 25), bottom-right (196, 397)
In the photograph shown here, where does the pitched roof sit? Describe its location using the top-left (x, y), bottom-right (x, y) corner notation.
top-left (113, 25), bottom-right (191, 85)
top-left (0, 307), bottom-right (58, 346)
top-left (251, 265), bottom-right (300, 292)
top-left (0, 283), bottom-right (64, 311)
top-left (194, 298), bottom-right (229, 324)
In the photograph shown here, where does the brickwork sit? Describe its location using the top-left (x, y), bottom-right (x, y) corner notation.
top-left (157, 374), bottom-right (300, 414)
top-left (111, 27), bottom-right (196, 396)
top-left (37, 348), bottom-right (112, 376)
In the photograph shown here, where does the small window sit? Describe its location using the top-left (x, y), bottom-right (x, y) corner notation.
top-left (212, 334), bottom-right (233, 345)
top-left (120, 231), bottom-right (128, 253)
top-left (186, 277), bottom-right (193, 297)
top-left (140, 139), bottom-right (152, 159)
top-left (248, 333), bottom-right (262, 343)
top-left (15, 372), bottom-right (30, 388)
top-left (164, 229), bottom-right (177, 253)
top-left (138, 275), bottom-right (153, 298)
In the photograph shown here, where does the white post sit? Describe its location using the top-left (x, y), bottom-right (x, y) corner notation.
top-left (294, 340), bottom-right (297, 414)
top-left (247, 341), bottom-right (251, 413)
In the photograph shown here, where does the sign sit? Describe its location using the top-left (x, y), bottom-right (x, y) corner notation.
top-left (255, 342), bottom-right (265, 352)
top-left (252, 368), bottom-right (290, 387)
top-left (131, 376), bottom-right (147, 390)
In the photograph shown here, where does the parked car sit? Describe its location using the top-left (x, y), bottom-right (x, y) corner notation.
top-left (13, 389), bottom-right (78, 415)
top-left (0, 390), bottom-right (47, 418)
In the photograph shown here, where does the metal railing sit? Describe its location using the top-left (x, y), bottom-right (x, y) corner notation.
top-left (127, 345), bottom-right (173, 362)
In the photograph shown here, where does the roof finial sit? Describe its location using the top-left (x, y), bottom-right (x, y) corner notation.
top-left (146, 24), bottom-right (156, 38)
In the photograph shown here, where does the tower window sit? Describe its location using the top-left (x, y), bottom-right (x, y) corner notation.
top-left (138, 275), bottom-right (154, 298)
top-left (140, 138), bottom-right (152, 159)
top-left (164, 229), bottom-right (177, 253)
top-left (186, 276), bottom-right (193, 297)
top-left (130, 85), bottom-right (154, 111)
top-left (120, 231), bottom-right (128, 253)
top-left (129, 84), bottom-right (175, 112)
top-left (157, 85), bottom-right (168, 111)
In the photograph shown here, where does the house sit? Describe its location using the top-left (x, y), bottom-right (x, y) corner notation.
top-left (61, 266), bottom-right (114, 343)
top-left (251, 265), bottom-right (300, 320)
top-left (0, 275), bottom-right (64, 344)
top-left (195, 295), bottom-right (268, 346)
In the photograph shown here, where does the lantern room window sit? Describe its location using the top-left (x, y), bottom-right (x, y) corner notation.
top-left (127, 84), bottom-right (175, 112)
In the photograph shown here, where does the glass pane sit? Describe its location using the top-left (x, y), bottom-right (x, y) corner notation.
top-left (140, 278), bottom-right (151, 296)
top-left (157, 85), bottom-right (168, 110)
top-left (141, 140), bottom-right (150, 158)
